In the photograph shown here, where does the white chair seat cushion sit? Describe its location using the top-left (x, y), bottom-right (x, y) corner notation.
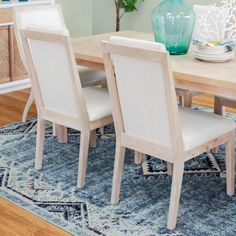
top-left (180, 107), bottom-right (235, 150)
top-left (83, 87), bottom-right (112, 122)
top-left (78, 66), bottom-right (106, 87)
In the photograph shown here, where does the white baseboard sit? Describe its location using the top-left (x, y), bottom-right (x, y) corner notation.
top-left (0, 79), bottom-right (31, 95)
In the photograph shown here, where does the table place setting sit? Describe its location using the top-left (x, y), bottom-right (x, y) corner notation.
top-left (193, 39), bottom-right (236, 62)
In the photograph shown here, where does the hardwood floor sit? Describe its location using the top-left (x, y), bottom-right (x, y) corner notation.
top-left (0, 197), bottom-right (70, 236)
top-left (0, 89), bottom-right (235, 236)
top-left (0, 89), bottom-right (36, 126)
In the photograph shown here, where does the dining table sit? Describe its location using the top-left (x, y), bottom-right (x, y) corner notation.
top-left (55, 30), bottom-right (236, 146)
top-left (72, 30), bottom-right (236, 101)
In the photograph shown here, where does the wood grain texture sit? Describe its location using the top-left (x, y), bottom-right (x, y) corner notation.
top-left (13, 28), bottom-right (28, 81)
top-left (0, 8), bottom-right (13, 23)
top-left (0, 89), bottom-right (36, 126)
top-left (9, 24), bottom-right (15, 81)
top-left (0, 8), bottom-right (28, 84)
top-left (0, 11), bottom-right (11, 84)
top-left (0, 26), bottom-right (10, 83)
top-left (0, 197), bottom-right (71, 236)
top-left (73, 31), bottom-right (236, 100)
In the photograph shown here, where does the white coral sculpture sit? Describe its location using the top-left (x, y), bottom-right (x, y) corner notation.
top-left (222, 0), bottom-right (236, 40)
top-left (195, 0), bottom-right (236, 41)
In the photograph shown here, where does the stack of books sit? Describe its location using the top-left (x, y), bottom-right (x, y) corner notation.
top-left (193, 39), bottom-right (235, 62)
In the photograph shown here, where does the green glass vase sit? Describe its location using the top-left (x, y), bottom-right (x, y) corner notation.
top-left (151, 0), bottom-right (195, 55)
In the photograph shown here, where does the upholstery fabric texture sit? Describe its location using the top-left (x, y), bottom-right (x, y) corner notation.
top-left (180, 107), bottom-right (235, 150)
top-left (83, 87), bottom-right (112, 122)
top-left (109, 36), bottom-right (173, 146)
top-left (78, 66), bottom-right (106, 87)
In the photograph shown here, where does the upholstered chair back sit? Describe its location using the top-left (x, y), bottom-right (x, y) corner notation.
top-left (14, 4), bottom-right (68, 69)
top-left (20, 29), bottom-right (88, 121)
top-left (107, 36), bottom-right (180, 148)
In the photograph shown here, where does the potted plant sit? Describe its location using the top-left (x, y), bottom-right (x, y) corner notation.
top-left (114, 0), bottom-right (144, 31)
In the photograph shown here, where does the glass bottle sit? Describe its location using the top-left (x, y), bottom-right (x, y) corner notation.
top-left (151, 0), bottom-right (195, 55)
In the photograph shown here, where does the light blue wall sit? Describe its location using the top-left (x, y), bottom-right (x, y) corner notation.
top-left (56, 0), bottom-right (93, 37)
top-left (92, 0), bottom-right (221, 34)
top-left (57, 0), bottom-right (222, 36)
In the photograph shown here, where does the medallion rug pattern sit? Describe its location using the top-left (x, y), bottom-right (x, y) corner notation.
top-left (0, 107), bottom-right (236, 236)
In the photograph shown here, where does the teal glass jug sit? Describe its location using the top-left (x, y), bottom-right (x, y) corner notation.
top-left (151, 0), bottom-right (195, 55)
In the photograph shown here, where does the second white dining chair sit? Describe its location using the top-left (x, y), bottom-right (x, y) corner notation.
top-left (14, 4), bottom-right (107, 125)
top-left (102, 36), bottom-right (235, 230)
top-left (20, 28), bottom-right (113, 188)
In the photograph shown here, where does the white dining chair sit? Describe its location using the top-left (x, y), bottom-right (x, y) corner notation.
top-left (14, 4), bottom-right (107, 124)
top-left (20, 28), bottom-right (112, 188)
top-left (102, 36), bottom-right (235, 230)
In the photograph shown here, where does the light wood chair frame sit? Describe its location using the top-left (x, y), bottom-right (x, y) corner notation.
top-left (14, 4), bottom-right (62, 120)
top-left (14, 4), bottom-right (105, 145)
top-left (20, 28), bottom-right (113, 188)
top-left (14, 4), bottom-right (70, 143)
top-left (102, 40), bottom-right (235, 230)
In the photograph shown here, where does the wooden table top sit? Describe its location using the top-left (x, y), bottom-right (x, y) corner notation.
top-left (72, 30), bottom-right (236, 99)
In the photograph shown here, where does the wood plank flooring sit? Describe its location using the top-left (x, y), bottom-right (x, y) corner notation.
top-left (0, 89), bottom-right (235, 235)
top-left (0, 197), bottom-right (71, 236)
top-left (0, 89), bottom-right (36, 126)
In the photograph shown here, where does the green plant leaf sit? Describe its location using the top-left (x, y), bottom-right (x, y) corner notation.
top-left (119, 0), bottom-right (144, 13)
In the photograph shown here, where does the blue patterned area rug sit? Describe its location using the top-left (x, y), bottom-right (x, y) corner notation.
top-left (0, 107), bottom-right (236, 236)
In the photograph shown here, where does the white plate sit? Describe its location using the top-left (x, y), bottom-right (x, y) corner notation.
top-left (194, 51), bottom-right (235, 62)
top-left (195, 46), bottom-right (228, 55)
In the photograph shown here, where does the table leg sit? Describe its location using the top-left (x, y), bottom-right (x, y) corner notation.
top-left (212, 97), bottom-right (225, 153)
top-left (55, 124), bottom-right (68, 144)
top-left (134, 151), bottom-right (146, 165)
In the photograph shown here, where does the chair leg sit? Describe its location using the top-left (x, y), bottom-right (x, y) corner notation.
top-left (179, 93), bottom-right (192, 108)
top-left (167, 161), bottom-right (184, 230)
top-left (35, 118), bottom-right (45, 170)
top-left (134, 151), bottom-right (146, 165)
top-left (77, 131), bottom-right (90, 188)
top-left (55, 124), bottom-right (68, 144)
top-left (225, 137), bottom-right (235, 196)
top-left (22, 89), bottom-right (34, 122)
top-left (111, 142), bottom-right (126, 204)
top-left (167, 162), bottom-right (174, 176)
top-left (90, 129), bottom-right (97, 148)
